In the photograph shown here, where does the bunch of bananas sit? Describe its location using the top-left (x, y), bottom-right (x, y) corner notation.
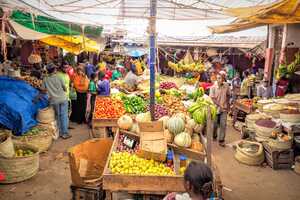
top-left (188, 87), bottom-right (204, 101)
top-left (188, 97), bottom-right (217, 125)
top-left (287, 52), bottom-right (300, 74)
top-left (168, 61), bottom-right (205, 73)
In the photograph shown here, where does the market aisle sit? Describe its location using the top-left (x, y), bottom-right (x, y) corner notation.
top-left (1, 123), bottom-right (300, 200)
top-left (0, 123), bottom-right (90, 200)
top-left (214, 118), bottom-right (300, 200)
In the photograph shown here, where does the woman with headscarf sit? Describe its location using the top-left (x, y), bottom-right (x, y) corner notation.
top-left (70, 67), bottom-right (89, 124)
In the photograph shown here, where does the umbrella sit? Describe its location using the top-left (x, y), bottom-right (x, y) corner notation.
top-left (127, 50), bottom-right (146, 57)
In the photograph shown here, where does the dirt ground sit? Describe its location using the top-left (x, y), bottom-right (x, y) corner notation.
top-left (0, 121), bottom-right (300, 200)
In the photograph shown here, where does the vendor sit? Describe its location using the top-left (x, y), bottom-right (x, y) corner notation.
top-left (124, 64), bottom-right (139, 90)
top-left (257, 79), bottom-right (272, 99)
top-left (240, 71), bottom-right (250, 98)
top-left (164, 161), bottom-right (213, 200)
top-left (111, 64), bottom-right (123, 81)
top-left (97, 71), bottom-right (110, 96)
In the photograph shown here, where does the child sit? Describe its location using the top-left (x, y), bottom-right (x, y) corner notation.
top-left (97, 71), bottom-right (111, 96)
top-left (164, 161), bottom-right (214, 200)
top-left (87, 73), bottom-right (97, 127)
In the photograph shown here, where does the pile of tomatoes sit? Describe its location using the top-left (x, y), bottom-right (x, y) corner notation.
top-left (94, 97), bottom-right (126, 119)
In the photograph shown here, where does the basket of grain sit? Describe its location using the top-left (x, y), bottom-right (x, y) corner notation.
top-left (245, 113), bottom-right (270, 132)
top-left (0, 143), bottom-right (39, 184)
top-left (280, 109), bottom-right (300, 123)
top-left (254, 119), bottom-right (280, 139)
top-left (12, 125), bottom-right (52, 152)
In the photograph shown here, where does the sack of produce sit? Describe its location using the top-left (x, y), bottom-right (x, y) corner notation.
top-left (0, 130), bottom-right (15, 158)
top-left (0, 143), bottom-right (39, 184)
top-left (235, 140), bottom-right (264, 166)
top-left (37, 107), bottom-right (55, 124)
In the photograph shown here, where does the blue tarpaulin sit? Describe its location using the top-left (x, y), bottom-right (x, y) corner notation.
top-left (0, 76), bottom-right (48, 135)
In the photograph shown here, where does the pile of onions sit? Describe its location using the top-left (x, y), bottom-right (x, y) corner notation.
top-left (147, 104), bottom-right (169, 120)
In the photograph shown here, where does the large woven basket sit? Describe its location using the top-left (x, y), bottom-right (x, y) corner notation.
top-left (12, 126), bottom-right (53, 152)
top-left (0, 143), bottom-right (39, 184)
top-left (37, 107), bottom-right (55, 124)
top-left (235, 140), bottom-right (264, 166)
top-left (280, 112), bottom-right (300, 123)
top-left (0, 130), bottom-right (15, 158)
top-left (254, 120), bottom-right (280, 139)
top-left (267, 138), bottom-right (292, 150)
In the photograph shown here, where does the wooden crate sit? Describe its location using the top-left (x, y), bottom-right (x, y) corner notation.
top-left (263, 142), bottom-right (294, 170)
top-left (70, 184), bottom-right (105, 200)
top-left (103, 129), bottom-right (186, 193)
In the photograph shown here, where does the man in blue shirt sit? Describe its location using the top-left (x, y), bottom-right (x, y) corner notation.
top-left (84, 60), bottom-right (96, 79)
top-left (97, 71), bottom-right (110, 96)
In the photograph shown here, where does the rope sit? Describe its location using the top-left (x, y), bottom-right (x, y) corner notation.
top-left (1, 10), bottom-right (9, 61)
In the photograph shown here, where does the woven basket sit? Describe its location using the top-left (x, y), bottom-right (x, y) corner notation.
top-left (12, 126), bottom-right (53, 152)
top-left (267, 138), bottom-right (292, 150)
top-left (0, 143), bottom-right (39, 184)
top-left (254, 121), bottom-right (280, 139)
top-left (295, 156), bottom-right (300, 175)
top-left (0, 130), bottom-right (15, 158)
top-left (235, 140), bottom-right (264, 166)
top-left (280, 112), bottom-right (300, 123)
top-left (37, 107), bottom-right (55, 124)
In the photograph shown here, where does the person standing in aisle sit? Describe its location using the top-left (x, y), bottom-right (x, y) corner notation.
top-left (87, 73), bottom-right (98, 127)
top-left (70, 67), bottom-right (89, 124)
top-left (41, 64), bottom-right (71, 139)
top-left (84, 59), bottom-right (96, 79)
top-left (124, 64), bottom-right (139, 90)
top-left (257, 79), bottom-right (272, 99)
top-left (209, 74), bottom-right (230, 147)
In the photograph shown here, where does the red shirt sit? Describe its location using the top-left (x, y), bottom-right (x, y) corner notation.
top-left (105, 70), bottom-right (113, 79)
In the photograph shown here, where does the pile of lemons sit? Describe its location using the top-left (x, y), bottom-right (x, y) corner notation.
top-left (109, 152), bottom-right (175, 176)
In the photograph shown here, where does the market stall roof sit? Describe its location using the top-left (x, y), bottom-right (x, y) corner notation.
top-left (113, 35), bottom-right (266, 49)
top-left (209, 0), bottom-right (300, 34)
top-left (0, 0), bottom-right (274, 38)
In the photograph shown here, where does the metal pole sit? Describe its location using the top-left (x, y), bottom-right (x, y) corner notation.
top-left (149, 0), bottom-right (157, 121)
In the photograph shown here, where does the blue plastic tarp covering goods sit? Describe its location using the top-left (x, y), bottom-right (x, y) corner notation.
top-left (0, 76), bottom-right (48, 135)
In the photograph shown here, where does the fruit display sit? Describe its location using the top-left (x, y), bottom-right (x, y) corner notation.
top-left (147, 104), bottom-right (169, 120)
top-left (15, 148), bottom-right (34, 157)
top-left (168, 61), bottom-right (205, 73)
top-left (94, 97), bottom-right (125, 119)
top-left (136, 112), bottom-right (151, 122)
top-left (187, 87), bottom-right (204, 101)
top-left (287, 52), bottom-right (300, 74)
top-left (174, 132), bottom-right (192, 148)
top-left (23, 126), bottom-right (46, 136)
top-left (20, 75), bottom-right (42, 89)
top-left (167, 116), bottom-right (185, 135)
top-left (109, 152), bottom-right (175, 176)
top-left (116, 134), bottom-right (139, 153)
top-left (188, 97), bottom-right (217, 125)
top-left (238, 99), bottom-right (253, 107)
top-left (122, 95), bottom-right (147, 114)
top-left (159, 82), bottom-right (178, 90)
top-left (179, 167), bottom-right (186, 175)
top-left (159, 116), bottom-right (170, 129)
top-left (162, 95), bottom-right (186, 115)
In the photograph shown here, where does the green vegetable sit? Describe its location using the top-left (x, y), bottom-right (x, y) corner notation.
top-left (188, 97), bottom-right (217, 125)
top-left (122, 95), bottom-right (147, 114)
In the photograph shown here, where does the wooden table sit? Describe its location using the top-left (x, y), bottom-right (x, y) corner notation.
top-left (91, 118), bottom-right (118, 138)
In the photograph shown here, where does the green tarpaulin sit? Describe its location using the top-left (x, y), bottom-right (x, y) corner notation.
top-left (10, 10), bottom-right (102, 37)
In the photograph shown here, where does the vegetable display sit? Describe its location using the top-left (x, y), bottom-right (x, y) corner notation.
top-left (188, 97), bottom-right (217, 125)
top-left (94, 97), bottom-right (126, 119)
top-left (188, 87), bottom-right (204, 101)
top-left (167, 116), bottom-right (185, 135)
top-left (147, 104), bottom-right (169, 120)
top-left (162, 95), bottom-right (186, 115)
top-left (159, 82), bottom-right (177, 90)
top-left (122, 95), bottom-right (147, 114)
top-left (24, 127), bottom-right (46, 136)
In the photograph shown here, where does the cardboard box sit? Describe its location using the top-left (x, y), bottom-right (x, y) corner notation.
top-left (137, 121), bottom-right (167, 161)
top-left (68, 138), bottom-right (113, 187)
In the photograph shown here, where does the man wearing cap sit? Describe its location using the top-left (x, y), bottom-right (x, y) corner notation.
top-left (41, 64), bottom-right (71, 139)
top-left (257, 79), bottom-right (272, 99)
